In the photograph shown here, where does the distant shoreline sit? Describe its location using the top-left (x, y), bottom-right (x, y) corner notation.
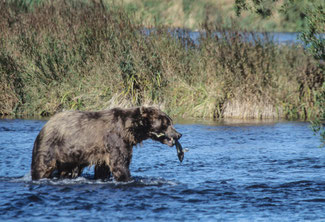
top-left (0, 1), bottom-right (323, 120)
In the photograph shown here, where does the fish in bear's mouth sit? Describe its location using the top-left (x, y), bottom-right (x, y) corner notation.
top-left (150, 132), bottom-right (186, 162)
top-left (165, 136), bottom-right (176, 147)
top-left (151, 132), bottom-right (176, 147)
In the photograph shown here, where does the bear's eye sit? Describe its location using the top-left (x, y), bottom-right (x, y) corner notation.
top-left (152, 119), bottom-right (162, 130)
top-left (162, 118), bottom-right (168, 127)
top-left (162, 117), bottom-right (171, 127)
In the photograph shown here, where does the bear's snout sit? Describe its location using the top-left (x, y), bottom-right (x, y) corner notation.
top-left (163, 127), bottom-right (182, 147)
top-left (166, 126), bottom-right (181, 139)
top-left (171, 131), bottom-right (182, 141)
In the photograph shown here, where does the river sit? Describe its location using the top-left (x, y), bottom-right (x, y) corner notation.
top-left (143, 28), bottom-right (323, 45)
top-left (0, 119), bottom-right (324, 221)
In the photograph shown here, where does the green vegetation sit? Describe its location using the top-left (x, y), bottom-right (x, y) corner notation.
top-left (0, 0), bottom-right (323, 120)
top-left (235, 0), bottom-right (324, 143)
top-left (104, 0), bottom-right (324, 32)
top-left (300, 4), bottom-right (324, 146)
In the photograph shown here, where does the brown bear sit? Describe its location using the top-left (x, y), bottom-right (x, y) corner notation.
top-left (31, 106), bottom-right (182, 182)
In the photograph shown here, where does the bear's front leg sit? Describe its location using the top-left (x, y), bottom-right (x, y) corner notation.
top-left (111, 165), bottom-right (131, 182)
top-left (94, 163), bottom-right (111, 180)
top-left (110, 153), bottom-right (131, 182)
top-left (105, 133), bottom-right (133, 182)
top-left (109, 146), bottom-right (132, 182)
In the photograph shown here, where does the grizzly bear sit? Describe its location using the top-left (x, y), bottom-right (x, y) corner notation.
top-left (31, 106), bottom-right (182, 182)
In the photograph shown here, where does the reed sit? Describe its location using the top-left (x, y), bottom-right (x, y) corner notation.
top-left (0, 0), bottom-right (323, 120)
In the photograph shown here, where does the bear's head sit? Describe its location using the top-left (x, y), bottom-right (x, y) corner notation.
top-left (140, 107), bottom-right (182, 147)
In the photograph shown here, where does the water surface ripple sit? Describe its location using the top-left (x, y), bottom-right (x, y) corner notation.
top-left (0, 119), bottom-right (324, 221)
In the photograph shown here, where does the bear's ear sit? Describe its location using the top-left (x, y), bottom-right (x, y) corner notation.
top-left (140, 106), bottom-right (149, 117)
top-left (140, 106), bottom-right (157, 118)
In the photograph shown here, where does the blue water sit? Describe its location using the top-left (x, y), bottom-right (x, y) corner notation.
top-left (1, 119), bottom-right (325, 221)
top-left (143, 28), bottom-right (311, 45)
top-left (187, 31), bottom-right (303, 45)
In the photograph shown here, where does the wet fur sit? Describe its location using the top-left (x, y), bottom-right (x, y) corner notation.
top-left (31, 107), bottom-right (181, 181)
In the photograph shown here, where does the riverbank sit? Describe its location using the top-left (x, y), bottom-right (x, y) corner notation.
top-left (104, 0), bottom-right (324, 32)
top-left (0, 0), bottom-right (323, 120)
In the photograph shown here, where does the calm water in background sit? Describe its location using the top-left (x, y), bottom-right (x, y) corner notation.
top-left (143, 28), bottom-right (321, 47)
top-left (0, 119), bottom-right (325, 221)
top-left (187, 31), bottom-right (303, 45)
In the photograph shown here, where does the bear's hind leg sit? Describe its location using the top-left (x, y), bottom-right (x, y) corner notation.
top-left (32, 167), bottom-right (56, 180)
top-left (94, 163), bottom-right (111, 180)
top-left (31, 157), bottom-right (56, 180)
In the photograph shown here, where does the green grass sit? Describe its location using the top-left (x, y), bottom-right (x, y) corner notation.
top-left (0, 0), bottom-right (323, 120)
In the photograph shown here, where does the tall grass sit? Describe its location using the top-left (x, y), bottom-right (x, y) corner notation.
top-left (0, 0), bottom-right (323, 119)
